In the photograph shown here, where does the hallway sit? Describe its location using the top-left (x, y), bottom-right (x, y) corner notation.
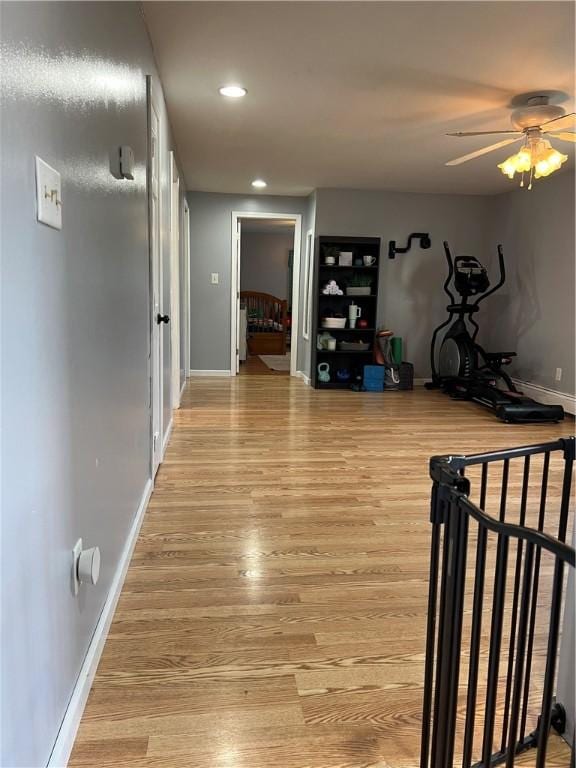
top-left (69, 378), bottom-right (573, 767)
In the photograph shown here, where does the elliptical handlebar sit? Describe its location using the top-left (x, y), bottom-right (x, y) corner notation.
top-left (477, 244), bottom-right (506, 305)
top-left (442, 241), bottom-right (456, 304)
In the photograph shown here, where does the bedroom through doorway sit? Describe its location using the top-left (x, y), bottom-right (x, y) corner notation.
top-left (232, 214), bottom-right (300, 376)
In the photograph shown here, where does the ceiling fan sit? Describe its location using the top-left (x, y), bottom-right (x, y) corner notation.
top-left (446, 94), bottom-right (575, 188)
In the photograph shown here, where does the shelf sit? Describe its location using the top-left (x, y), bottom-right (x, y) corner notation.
top-left (316, 381), bottom-right (355, 389)
top-left (319, 265), bottom-right (378, 269)
top-left (319, 293), bottom-right (377, 298)
top-left (314, 235), bottom-right (382, 390)
top-left (318, 327), bottom-right (375, 332)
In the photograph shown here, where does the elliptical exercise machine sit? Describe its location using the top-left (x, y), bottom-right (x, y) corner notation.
top-left (427, 242), bottom-right (564, 423)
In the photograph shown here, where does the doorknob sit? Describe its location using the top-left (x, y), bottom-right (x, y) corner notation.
top-left (156, 313), bottom-right (170, 324)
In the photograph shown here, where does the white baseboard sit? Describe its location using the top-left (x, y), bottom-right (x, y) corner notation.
top-left (161, 417), bottom-right (173, 459)
top-left (47, 477), bottom-right (153, 768)
top-left (295, 371), bottom-right (311, 386)
top-left (180, 379), bottom-right (186, 397)
top-left (188, 369), bottom-right (231, 377)
top-left (414, 378), bottom-right (430, 387)
top-left (512, 378), bottom-right (576, 415)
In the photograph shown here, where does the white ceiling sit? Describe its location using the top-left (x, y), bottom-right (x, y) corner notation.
top-left (143, 1), bottom-right (575, 196)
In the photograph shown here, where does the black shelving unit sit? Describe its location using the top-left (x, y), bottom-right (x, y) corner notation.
top-left (312, 236), bottom-right (381, 389)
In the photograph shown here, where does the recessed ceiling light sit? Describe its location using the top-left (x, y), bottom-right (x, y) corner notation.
top-left (251, 179), bottom-right (267, 189)
top-left (219, 85), bottom-right (247, 98)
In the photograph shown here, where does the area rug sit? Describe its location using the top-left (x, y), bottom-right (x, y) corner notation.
top-left (259, 354), bottom-right (291, 371)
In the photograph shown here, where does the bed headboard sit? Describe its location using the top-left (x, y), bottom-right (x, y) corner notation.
top-left (240, 291), bottom-right (287, 329)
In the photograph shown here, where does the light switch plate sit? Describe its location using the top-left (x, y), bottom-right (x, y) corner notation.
top-left (35, 156), bottom-right (62, 230)
top-left (211, 272), bottom-right (219, 285)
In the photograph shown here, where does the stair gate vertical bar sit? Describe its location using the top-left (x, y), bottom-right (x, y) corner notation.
top-left (520, 452), bottom-right (550, 741)
top-left (505, 541), bottom-right (535, 768)
top-left (462, 524), bottom-right (488, 768)
top-left (499, 459), bottom-right (510, 521)
top-left (557, 446), bottom-right (574, 542)
top-left (434, 501), bottom-right (463, 768)
top-left (421, 484), bottom-right (443, 768)
top-left (501, 457), bottom-right (531, 751)
top-left (431, 494), bottom-right (454, 766)
top-left (479, 463), bottom-right (488, 510)
top-left (445, 507), bottom-right (469, 768)
top-left (482, 534), bottom-right (509, 765)
top-left (536, 558), bottom-right (565, 768)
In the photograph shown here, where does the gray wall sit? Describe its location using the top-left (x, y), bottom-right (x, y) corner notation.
top-left (0, 3), bottom-right (180, 765)
top-left (187, 192), bottom-right (310, 372)
top-left (240, 230), bottom-right (294, 300)
top-left (483, 171), bottom-right (575, 395)
top-left (314, 188), bottom-right (492, 377)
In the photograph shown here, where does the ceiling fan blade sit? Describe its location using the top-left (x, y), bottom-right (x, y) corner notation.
top-left (447, 130), bottom-right (522, 137)
top-left (445, 138), bottom-right (522, 166)
top-left (541, 112), bottom-right (576, 132)
top-left (547, 132), bottom-right (576, 143)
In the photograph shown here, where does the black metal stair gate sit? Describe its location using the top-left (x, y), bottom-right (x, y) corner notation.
top-left (421, 437), bottom-right (575, 768)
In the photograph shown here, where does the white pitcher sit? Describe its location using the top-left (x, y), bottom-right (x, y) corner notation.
top-left (348, 303), bottom-right (362, 328)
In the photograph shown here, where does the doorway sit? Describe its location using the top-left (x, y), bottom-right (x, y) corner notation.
top-left (231, 212), bottom-right (302, 377)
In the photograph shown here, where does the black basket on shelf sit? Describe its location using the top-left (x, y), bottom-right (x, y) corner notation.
top-left (421, 437), bottom-right (575, 768)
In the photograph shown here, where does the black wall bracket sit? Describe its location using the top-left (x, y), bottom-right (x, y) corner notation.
top-left (388, 232), bottom-right (431, 259)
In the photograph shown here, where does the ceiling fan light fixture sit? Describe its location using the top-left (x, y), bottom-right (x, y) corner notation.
top-left (497, 158), bottom-right (517, 179)
top-left (533, 145), bottom-right (568, 178)
top-left (498, 136), bottom-right (568, 185)
top-left (497, 147), bottom-right (531, 179)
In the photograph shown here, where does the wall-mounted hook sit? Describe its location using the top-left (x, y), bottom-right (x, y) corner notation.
top-left (388, 232), bottom-right (431, 259)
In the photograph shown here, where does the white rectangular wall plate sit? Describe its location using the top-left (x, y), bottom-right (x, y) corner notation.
top-left (35, 156), bottom-right (62, 230)
top-left (211, 272), bottom-right (219, 285)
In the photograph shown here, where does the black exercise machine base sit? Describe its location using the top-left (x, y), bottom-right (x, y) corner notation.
top-left (426, 380), bottom-right (564, 423)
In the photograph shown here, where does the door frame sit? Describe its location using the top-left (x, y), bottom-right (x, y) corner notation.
top-left (147, 78), bottom-right (164, 477)
top-left (169, 151), bottom-right (181, 409)
top-left (183, 200), bottom-right (191, 378)
top-left (230, 211), bottom-right (302, 377)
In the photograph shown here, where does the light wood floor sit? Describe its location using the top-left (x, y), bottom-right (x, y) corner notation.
top-left (70, 378), bottom-right (573, 767)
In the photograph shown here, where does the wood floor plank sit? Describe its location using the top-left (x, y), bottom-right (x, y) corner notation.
top-left (69, 378), bottom-right (573, 767)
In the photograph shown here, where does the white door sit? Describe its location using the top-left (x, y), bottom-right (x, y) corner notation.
top-left (234, 218), bottom-right (242, 374)
top-left (150, 103), bottom-right (163, 475)
top-left (183, 201), bottom-right (191, 377)
top-left (170, 152), bottom-right (181, 408)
